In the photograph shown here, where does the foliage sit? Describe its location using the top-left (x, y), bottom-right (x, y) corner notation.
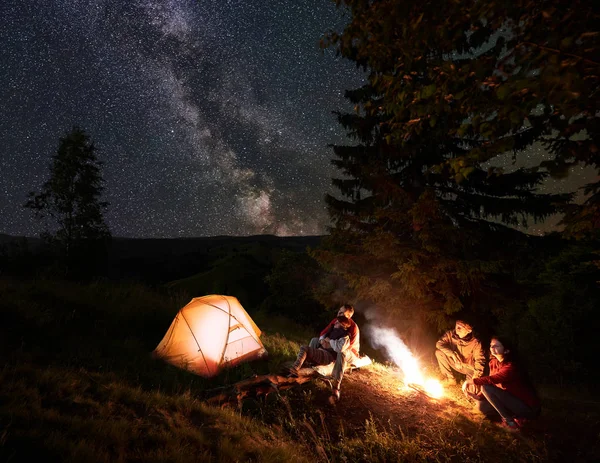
top-left (316, 1), bottom-right (594, 326)
top-left (513, 239), bottom-right (600, 383)
top-left (261, 249), bottom-right (330, 327)
top-left (325, 0), bottom-right (599, 235)
top-left (24, 127), bottom-right (111, 275)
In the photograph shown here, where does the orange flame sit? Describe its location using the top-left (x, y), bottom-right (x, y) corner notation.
top-left (371, 327), bottom-right (444, 399)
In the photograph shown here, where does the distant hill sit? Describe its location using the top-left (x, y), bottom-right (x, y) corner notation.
top-left (0, 234), bottom-right (43, 250)
top-left (105, 234), bottom-right (322, 286)
top-left (0, 233), bottom-right (323, 300)
top-left (110, 234), bottom-right (321, 257)
top-left (0, 233), bottom-right (39, 245)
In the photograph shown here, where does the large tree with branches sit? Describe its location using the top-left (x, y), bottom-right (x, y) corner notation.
top-left (314, 0), bottom-right (597, 325)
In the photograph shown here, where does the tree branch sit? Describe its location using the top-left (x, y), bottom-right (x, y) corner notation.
top-left (517, 41), bottom-right (600, 68)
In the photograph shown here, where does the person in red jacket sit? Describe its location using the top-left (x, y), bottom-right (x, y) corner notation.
top-left (289, 316), bottom-right (352, 376)
top-left (306, 304), bottom-right (360, 401)
top-left (463, 336), bottom-right (541, 431)
top-left (310, 304), bottom-right (360, 357)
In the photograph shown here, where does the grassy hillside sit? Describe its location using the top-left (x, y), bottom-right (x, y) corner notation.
top-left (165, 241), bottom-right (282, 309)
top-left (1, 279), bottom-right (598, 462)
top-left (0, 279), bottom-right (310, 462)
top-left (106, 235), bottom-right (322, 285)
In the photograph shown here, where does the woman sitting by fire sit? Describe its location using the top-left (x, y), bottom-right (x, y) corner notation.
top-left (463, 335), bottom-right (541, 431)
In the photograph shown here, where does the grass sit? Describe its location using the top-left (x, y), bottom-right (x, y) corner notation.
top-left (1, 278), bottom-right (598, 462)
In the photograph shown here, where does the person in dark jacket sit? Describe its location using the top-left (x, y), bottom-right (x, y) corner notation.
top-left (310, 304), bottom-right (360, 358)
top-left (463, 336), bottom-right (541, 431)
top-left (435, 320), bottom-right (486, 388)
top-left (289, 316), bottom-right (352, 375)
top-left (301, 304), bottom-right (360, 401)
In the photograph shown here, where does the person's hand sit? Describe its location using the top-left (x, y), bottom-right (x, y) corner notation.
top-left (451, 352), bottom-right (463, 367)
top-left (462, 378), bottom-right (474, 392)
top-left (321, 338), bottom-right (331, 349)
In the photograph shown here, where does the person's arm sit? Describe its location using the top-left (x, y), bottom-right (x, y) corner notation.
top-left (319, 319), bottom-right (336, 339)
top-left (473, 361), bottom-right (517, 386)
top-left (329, 336), bottom-right (350, 353)
top-left (348, 322), bottom-right (359, 352)
top-left (436, 331), bottom-right (457, 360)
top-left (472, 341), bottom-right (486, 378)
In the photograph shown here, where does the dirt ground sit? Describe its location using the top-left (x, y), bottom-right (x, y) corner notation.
top-left (309, 365), bottom-right (488, 435)
top-left (292, 365), bottom-right (600, 461)
top-left (215, 362), bottom-right (598, 461)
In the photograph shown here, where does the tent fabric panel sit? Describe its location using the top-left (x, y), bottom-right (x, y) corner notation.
top-left (180, 298), bottom-right (231, 375)
top-left (153, 314), bottom-right (221, 377)
top-left (227, 324), bottom-right (251, 343)
top-left (227, 299), bottom-right (262, 338)
top-left (192, 295), bottom-right (260, 339)
top-left (223, 339), bottom-right (266, 367)
top-left (154, 315), bottom-right (180, 355)
top-left (154, 314), bottom-right (201, 359)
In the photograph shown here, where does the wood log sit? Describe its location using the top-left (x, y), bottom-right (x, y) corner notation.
top-left (203, 357), bottom-right (373, 406)
top-left (204, 367), bottom-right (320, 406)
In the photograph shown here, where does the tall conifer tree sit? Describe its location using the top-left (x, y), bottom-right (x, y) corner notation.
top-left (314, 0), bottom-right (586, 324)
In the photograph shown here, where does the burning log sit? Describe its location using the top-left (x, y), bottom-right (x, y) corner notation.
top-left (407, 383), bottom-right (433, 398)
top-left (406, 380), bottom-right (444, 399)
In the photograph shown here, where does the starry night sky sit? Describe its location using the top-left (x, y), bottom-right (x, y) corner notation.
top-left (1, 1), bottom-right (595, 239)
top-left (1, 0), bottom-right (365, 238)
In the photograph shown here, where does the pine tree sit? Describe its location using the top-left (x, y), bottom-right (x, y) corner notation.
top-left (314, 1), bottom-right (583, 325)
top-left (25, 127), bottom-right (111, 274)
top-left (325, 0), bottom-right (599, 236)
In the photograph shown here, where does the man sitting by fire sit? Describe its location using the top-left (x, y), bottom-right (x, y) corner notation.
top-left (435, 319), bottom-right (486, 391)
top-left (288, 309), bottom-right (359, 401)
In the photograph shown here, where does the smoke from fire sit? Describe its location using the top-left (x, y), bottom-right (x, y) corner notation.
top-left (367, 326), bottom-right (425, 384)
top-left (366, 324), bottom-right (444, 398)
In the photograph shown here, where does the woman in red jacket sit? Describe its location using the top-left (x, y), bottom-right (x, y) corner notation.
top-left (463, 336), bottom-right (541, 430)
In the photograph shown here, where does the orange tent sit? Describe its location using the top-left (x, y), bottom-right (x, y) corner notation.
top-left (153, 295), bottom-right (267, 377)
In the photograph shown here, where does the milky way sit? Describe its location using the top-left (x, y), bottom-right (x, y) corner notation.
top-left (0, 0), bottom-right (364, 238)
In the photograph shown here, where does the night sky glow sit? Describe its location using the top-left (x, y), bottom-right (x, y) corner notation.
top-left (1, 0), bottom-right (364, 238)
top-left (1, 1), bottom-right (595, 238)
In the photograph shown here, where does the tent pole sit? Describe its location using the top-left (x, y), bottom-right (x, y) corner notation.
top-left (219, 296), bottom-right (233, 367)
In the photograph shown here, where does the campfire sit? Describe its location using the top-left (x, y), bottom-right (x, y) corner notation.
top-left (404, 375), bottom-right (445, 399)
top-left (394, 348), bottom-right (445, 399)
top-left (371, 327), bottom-right (445, 399)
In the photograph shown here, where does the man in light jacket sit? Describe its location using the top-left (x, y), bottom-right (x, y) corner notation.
top-left (436, 319), bottom-right (486, 388)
